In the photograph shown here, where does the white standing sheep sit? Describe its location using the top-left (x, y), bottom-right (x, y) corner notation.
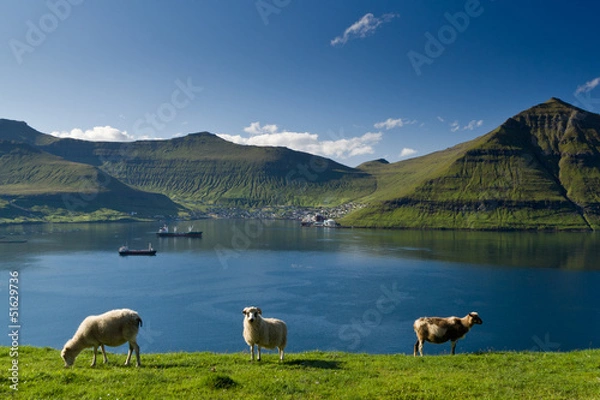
top-left (242, 306), bottom-right (287, 362)
top-left (61, 308), bottom-right (143, 367)
top-left (413, 312), bottom-right (482, 356)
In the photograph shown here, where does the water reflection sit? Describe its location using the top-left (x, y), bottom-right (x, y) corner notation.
top-left (1, 221), bottom-right (599, 270)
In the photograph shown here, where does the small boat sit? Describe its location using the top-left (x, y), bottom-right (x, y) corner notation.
top-left (156, 225), bottom-right (202, 238)
top-left (0, 239), bottom-right (28, 244)
top-left (119, 243), bottom-right (156, 256)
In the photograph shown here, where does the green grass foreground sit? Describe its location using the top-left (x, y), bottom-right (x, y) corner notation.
top-left (2, 347), bottom-right (599, 399)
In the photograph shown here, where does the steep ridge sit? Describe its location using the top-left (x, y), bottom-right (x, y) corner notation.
top-left (4, 98), bottom-right (600, 229)
top-left (0, 119), bottom-right (58, 146)
top-left (344, 98), bottom-right (600, 230)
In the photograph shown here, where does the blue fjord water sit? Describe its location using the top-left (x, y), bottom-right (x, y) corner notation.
top-left (1, 220), bottom-right (599, 357)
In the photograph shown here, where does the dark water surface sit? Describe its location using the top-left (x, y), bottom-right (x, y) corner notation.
top-left (1, 220), bottom-right (599, 357)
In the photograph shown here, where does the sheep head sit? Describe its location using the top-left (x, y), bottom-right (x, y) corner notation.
top-left (242, 306), bottom-right (262, 323)
top-left (61, 343), bottom-right (76, 367)
top-left (468, 312), bottom-right (483, 326)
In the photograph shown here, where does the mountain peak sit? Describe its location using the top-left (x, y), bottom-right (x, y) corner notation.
top-left (0, 118), bottom-right (57, 145)
top-left (545, 97), bottom-right (568, 104)
top-left (516, 97), bottom-right (588, 118)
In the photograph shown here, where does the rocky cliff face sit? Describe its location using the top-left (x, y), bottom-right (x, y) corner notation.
top-left (344, 98), bottom-right (600, 230)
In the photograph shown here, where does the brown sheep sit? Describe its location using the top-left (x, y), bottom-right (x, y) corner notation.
top-left (413, 312), bottom-right (482, 356)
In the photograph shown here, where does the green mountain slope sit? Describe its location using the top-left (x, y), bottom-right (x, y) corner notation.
top-left (0, 140), bottom-right (179, 222)
top-left (0, 119), bottom-right (58, 146)
top-left (41, 132), bottom-right (376, 208)
top-left (342, 98), bottom-right (600, 231)
top-left (0, 123), bottom-right (376, 222)
top-left (4, 97), bottom-right (600, 229)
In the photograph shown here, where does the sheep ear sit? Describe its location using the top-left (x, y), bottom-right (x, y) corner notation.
top-left (257, 308), bottom-right (262, 315)
top-left (242, 308), bottom-right (247, 315)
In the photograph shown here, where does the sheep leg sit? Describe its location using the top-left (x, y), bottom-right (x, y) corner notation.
top-left (125, 342), bottom-right (141, 367)
top-left (249, 344), bottom-right (255, 361)
top-left (451, 341), bottom-right (457, 355)
top-left (134, 342), bottom-right (141, 367)
top-left (257, 346), bottom-right (262, 361)
top-left (414, 340), bottom-right (424, 357)
top-left (278, 347), bottom-right (284, 362)
top-left (125, 342), bottom-right (141, 366)
top-left (91, 346), bottom-right (98, 367)
top-left (101, 344), bottom-right (108, 364)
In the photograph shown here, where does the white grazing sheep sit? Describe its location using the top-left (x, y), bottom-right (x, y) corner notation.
top-left (242, 306), bottom-right (287, 362)
top-left (61, 309), bottom-right (143, 367)
top-left (413, 312), bottom-right (482, 356)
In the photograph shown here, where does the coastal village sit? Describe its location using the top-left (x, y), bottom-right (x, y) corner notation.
top-left (192, 202), bottom-right (365, 225)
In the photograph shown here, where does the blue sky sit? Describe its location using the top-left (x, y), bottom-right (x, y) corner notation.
top-left (1, 0), bottom-right (599, 166)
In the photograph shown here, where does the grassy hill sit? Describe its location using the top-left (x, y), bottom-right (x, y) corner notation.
top-left (342, 98), bottom-right (600, 231)
top-left (4, 98), bottom-right (600, 229)
top-left (0, 125), bottom-right (375, 223)
top-left (66, 132), bottom-right (376, 208)
top-left (0, 140), bottom-right (179, 223)
top-left (3, 346), bottom-right (599, 399)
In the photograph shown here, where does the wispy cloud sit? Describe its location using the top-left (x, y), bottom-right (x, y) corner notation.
top-left (374, 117), bottom-right (417, 130)
top-left (244, 121), bottom-right (278, 135)
top-left (575, 77), bottom-right (600, 95)
top-left (450, 120), bottom-right (460, 132)
top-left (331, 13), bottom-right (398, 47)
top-left (218, 122), bottom-right (382, 159)
top-left (449, 119), bottom-right (483, 132)
top-left (50, 126), bottom-right (136, 141)
top-left (437, 116), bottom-right (445, 123)
top-left (463, 119), bottom-right (483, 130)
top-left (399, 148), bottom-right (417, 158)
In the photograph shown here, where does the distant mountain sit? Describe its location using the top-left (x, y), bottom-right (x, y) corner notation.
top-left (0, 119), bottom-right (58, 146)
top-left (343, 98), bottom-right (600, 231)
top-left (40, 131), bottom-right (376, 208)
top-left (4, 97), bottom-right (600, 229)
top-left (0, 122), bottom-right (375, 223)
top-left (0, 139), bottom-right (179, 222)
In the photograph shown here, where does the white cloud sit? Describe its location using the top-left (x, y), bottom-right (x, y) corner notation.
top-left (437, 116), bottom-right (445, 123)
top-left (374, 118), bottom-right (417, 130)
top-left (449, 119), bottom-right (483, 132)
top-left (243, 121), bottom-right (279, 135)
top-left (463, 120), bottom-right (483, 130)
top-left (399, 148), bottom-right (417, 158)
top-left (331, 13), bottom-right (398, 46)
top-left (450, 121), bottom-right (460, 132)
top-left (575, 77), bottom-right (600, 95)
top-left (218, 122), bottom-right (382, 159)
top-left (50, 126), bottom-right (135, 141)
